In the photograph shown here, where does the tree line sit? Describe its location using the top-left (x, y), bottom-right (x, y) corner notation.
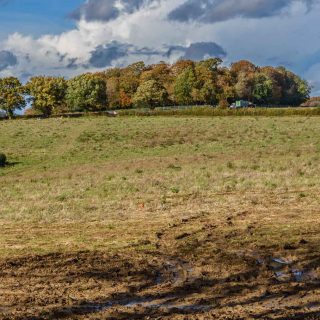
top-left (0, 59), bottom-right (311, 117)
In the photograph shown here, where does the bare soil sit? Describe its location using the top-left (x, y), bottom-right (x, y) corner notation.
top-left (1, 211), bottom-right (320, 320)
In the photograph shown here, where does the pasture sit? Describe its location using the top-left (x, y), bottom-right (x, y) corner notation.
top-left (0, 116), bottom-right (320, 319)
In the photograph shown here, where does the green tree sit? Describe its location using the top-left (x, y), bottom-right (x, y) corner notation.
top-left (25, 76), bottom-right (67, 116)
top-left (0, 77), bottom-right (26, 118)
top-left (253, 73), bottom-right (273, 103)
top-left (294, 76), bottom-right (311, 104)
top-left (133, 80), bottom-right (168, 109)
top-left (173, 67), bottom-right (196, 105)
top-left (66, 74), bottom-right (107, 112)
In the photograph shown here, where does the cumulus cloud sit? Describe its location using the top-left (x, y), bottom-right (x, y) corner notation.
top-left (89, 41), bottom-right (226, 68)
top-left (0, 50), bottom-right (17, 71)
top-left (0, 0), bottom-right (320, 95)
top-left (70, 0), bottom-right (159, 22)
top-left (168, 0), bottom-right (318, 23)
top-left (166, 42), bottom-right (226, 60)
top-left (89, 41), bottom-right (132, 67)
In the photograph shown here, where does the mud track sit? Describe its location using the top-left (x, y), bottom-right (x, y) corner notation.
top-left (1, 211), bottom-right (320, 319)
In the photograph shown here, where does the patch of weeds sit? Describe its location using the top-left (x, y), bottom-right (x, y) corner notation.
top-left (171, 187), bottom-right (180, 194)
top-left (167, 164), bottom-right (182, 171)
top-left (264, 180), bottom-right (278, 189)
top-left (56, 194), bottom-right (68, 202)
top-left (251, 164), bottom-right (260, 170)
top-left (135, 169), bottom-right (143, 174)
top-left (227, 162), bottom-right (235, 169)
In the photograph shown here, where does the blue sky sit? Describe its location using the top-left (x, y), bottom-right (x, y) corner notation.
top-left (0, 0), bottom-right (320, 95)
top-left (0, 0), bottom-right (82, 38)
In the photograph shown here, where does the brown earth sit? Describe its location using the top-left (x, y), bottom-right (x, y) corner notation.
top-left (1, 117), bottom-right (320, 319)
top-left (1, 210), bottom-right (320, 320)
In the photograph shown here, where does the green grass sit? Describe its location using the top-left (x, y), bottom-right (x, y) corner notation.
top-left (0, 116), bottom-right (320, 257)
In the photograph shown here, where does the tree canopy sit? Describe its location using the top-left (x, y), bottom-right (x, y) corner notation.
top-left (0, 58), bottom-right (312, 116)
top-left (65, 74), bottom-right (107, 112)
top-left (133, 80), bottom-right (168, 108)
top-left (0, 77), bottom-right (25, 117)
top-left (25, 76), bottom-right (67, 116)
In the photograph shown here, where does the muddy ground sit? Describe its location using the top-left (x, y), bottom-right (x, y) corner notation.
top-left (1, 210), bottom-right (320, 320)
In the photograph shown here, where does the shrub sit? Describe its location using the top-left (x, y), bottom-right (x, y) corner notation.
top-left (0, 153), bottom-right (7, 167)
top-left (118, 106), bottom-right (320, 117)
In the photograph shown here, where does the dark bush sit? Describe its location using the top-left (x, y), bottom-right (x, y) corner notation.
top-left (0, 153), bottom-right (7, 167)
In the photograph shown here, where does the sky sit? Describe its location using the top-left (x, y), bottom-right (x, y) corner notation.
top-left (0, 0), bottom-right (320, 95)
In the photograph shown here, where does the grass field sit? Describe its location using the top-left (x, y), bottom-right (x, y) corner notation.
top-left (1, 116), bottom-right (320, 319)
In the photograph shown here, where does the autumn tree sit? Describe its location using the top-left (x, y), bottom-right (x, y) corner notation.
top-left (140, 62), bottom-right (171, 84)
top-left (133, 80), bottom-right (168, 109)
top-left (231, 60), bottom-right (257, 101)
top-left (119, 62), bottom-right (145, 108)
top-left (95, 68), bottom-right (121, 109)
top-left (25, 76), bottom-right (67, 116)
top-left (106, 77), bottom-right (120, 109)
top-left (277, 68), bottom-right (310, 105)
top-left (261, 67), bottom-right (283, 104)
top-left (66, 74), bottom-right (107, 112)
top-left (216, 67), bottom-right (236, 104)
top-left (231, 60), bottom-right (257, 75)
top-left (234, 72), bottom-right (255, 101)
top-left (171, 60), bottom-right (195, 77)
top-left (0, 77), bottom-right (26, 118)
top-left (192, 58), bottom-right (222, 105)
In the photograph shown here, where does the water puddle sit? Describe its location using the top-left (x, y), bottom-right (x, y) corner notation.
top-left (122, 297), bottom-right (210, 312)
top-left (157, 259), bottom-right (195, 286)
top-left (73, 294), bottom-right (211, 315)
top-left (271, 258), bottom-right (291, 265)
top-left (70, 259), bottom-right (210, 315)
top-left (265, 257), bottom-right (319, 283)
top-left (242, 251), bottom-right (319, 283)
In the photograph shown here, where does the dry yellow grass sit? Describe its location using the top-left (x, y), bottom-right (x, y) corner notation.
top-left (0, 116), bottom-right (319, 257)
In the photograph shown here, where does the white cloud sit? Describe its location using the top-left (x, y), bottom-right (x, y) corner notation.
top-left (0, 0), bottom-right (319, 94)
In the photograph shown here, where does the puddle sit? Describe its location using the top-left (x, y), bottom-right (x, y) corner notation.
top-left (271, 258), bottom-right (291, 265)
top-left (274, 271), bottom-right (292, 282)
top-left (242, 251), bottom-right (319, 284)
top-left (72, 296), bottom-right (211, 315)
top-left (157, 259), bottom-right (195, 286)
top-left (122, 297), bottom-right (210, 312)
top-left (270, 259), bottom-right (318, 283)
top-left (73, 259), bottom-right (209, 315)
